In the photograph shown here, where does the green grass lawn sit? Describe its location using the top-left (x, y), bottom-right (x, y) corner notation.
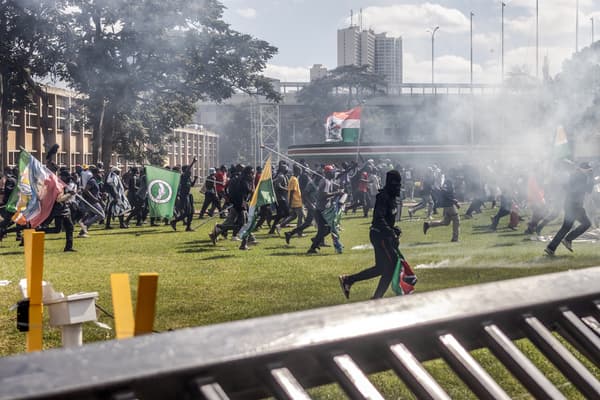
top-left (1, 204), bottom-right (599, 398)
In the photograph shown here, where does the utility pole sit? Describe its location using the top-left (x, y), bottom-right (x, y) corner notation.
top-left (470, 12), bottom-right (474, 91)
top-left (576, 0), bottom-right (579, 52)
top-left (429, 26), bottom-right (439, 85)
top-left (592, 17), bottom-right (595, 45)
top-left (536, 0), bottom-right (539, 79)
top-left (502, 2), bottom-right (506, 82)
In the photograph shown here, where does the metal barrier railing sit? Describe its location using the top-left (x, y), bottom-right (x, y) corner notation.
top-left (1, 267), bottom-right (599, 399)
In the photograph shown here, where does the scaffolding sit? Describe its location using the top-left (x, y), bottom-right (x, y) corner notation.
top-left (250, 101), bottom-right (280, 166)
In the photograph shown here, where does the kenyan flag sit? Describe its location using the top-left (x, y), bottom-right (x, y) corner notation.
top-left (553, 125), bottom-right (571, 160)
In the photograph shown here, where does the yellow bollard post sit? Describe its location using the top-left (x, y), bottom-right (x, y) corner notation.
top-left (134, 273), bottom-right (159, 336)
top-left (110, 273), bottom-right (135, 339)
top-left (24, 229), bottom-right (45, 352)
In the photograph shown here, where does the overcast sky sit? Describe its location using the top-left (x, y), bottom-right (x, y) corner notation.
top-left (222, 0), bottom-right (600, 83)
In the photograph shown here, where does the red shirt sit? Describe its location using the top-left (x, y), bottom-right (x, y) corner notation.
top-left (215, 171), bottom-right (227, 194)
top-left (358, 172), bottom-right (368, 192)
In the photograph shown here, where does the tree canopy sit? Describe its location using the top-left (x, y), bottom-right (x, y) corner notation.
top-left (1, 0), bottom-right (279, 167)
top-left (295, 64), bottom-right (386, 142)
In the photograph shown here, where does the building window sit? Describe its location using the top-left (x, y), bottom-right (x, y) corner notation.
top-left (9, 110), bottom-right (20, 127)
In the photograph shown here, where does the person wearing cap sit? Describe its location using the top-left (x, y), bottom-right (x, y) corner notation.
top-left (80, 164), bottom-right (92, 188)
top-left (199, 167), bottom-right (221, 218)
top-left (338, 170), bottom-right (407, 299)
top-left (545, 162), bottom-right (594, 256)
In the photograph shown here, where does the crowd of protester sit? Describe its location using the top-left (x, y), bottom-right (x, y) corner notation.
top-left (1, 154), bottom-right (599, 297)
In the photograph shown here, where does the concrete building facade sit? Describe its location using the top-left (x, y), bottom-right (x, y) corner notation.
top-left (375, 33), bottom-right (403, 84)
top-left (337, 26), bottom-right (361, 67)
top-left (1, 85), bottom-right (218, 180)
top-left (309, 64), bottom-right (328, 81)
top-left (337, 27), bottom-right (403, 86)
top-left (359, 29), bottom-right (375, 71)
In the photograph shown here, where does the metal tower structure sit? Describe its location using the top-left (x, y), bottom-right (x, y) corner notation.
top-left (249, 101), bottom-right (259, 167)
top-left (251, 102), bottom-right (280, 165)
top-left (260, 104), bottom-right (280, 164)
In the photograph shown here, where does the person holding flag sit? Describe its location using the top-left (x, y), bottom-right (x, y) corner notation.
top-left (338, 170), bottom-right (416, 299)
top-left (238, 158), bottom-right (276, 250)
top-left (144, 165), bottom-right (181, 224)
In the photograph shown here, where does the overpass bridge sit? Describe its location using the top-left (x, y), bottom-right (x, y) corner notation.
top-left (197, 82), bottom-right (542, 166)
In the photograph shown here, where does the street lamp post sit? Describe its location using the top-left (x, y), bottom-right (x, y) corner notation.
top-left (536, 0), bottom-right (539, 79)
top-left (502, 2), bottom-right (506, 82)
top-left (470, 12), bottom-right (474, 91)
top-left (428, 26), bottom-right (439, 86)
top-left (576, 0), bottom-right (579, 52)
top-left (592, 18), bottom-right (595, 45)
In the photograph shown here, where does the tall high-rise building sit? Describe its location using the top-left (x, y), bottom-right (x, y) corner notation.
top-left (310, 64), bottom-right (328, 81)
top-left (359, 29), bottom-right (375, 71)
top-left (337, 26), bottom-right (361, 67)
top-left (337, 27), bottom-right (403, 85)
top-left (375, 33), bottom-right (403, 84)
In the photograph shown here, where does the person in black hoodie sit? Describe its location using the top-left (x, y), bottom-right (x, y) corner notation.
top-left (338, 170), bottom-right (403, 299)
top-left (423, 179), bottom-right (460, 242)
top-left (545, 162), bottom-right (594, 256)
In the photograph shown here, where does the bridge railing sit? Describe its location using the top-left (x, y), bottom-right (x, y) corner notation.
top-left (277, 81), bottom-right (503, 96)
top-left (1, 267), bottom-right (599, 399)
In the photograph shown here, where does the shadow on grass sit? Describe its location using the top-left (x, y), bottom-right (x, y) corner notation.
top-left (0, 251), bottom-right (23, 256)
top-left (489, 242), bottom-right (516, 247)
top-left (202, 254), bottom-right (235, 261)
top-left (406, 242), bottom-right (438, 247)
top-left (270, 251), bottom-right (331, 256)
top-left (498, 232), bottom-right (526, 237)
top-left (180, 240), bottom-right (213, 245)
top-left (91, 229), bottom-right (163, 237)
top-left (177, 246), bottom-right (221, 254)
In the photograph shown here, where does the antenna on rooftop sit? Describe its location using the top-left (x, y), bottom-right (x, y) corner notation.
top-left (360, 8), bottom-right (363, 31)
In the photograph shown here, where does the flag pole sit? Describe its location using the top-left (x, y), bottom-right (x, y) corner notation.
top-left (190, 204), bottom-right (233, 231)
top-left (75, 193), bottom-right (106, 220)
top-left (260, 145), bottom-right (342, 187)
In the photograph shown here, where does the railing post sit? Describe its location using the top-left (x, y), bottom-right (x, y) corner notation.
top-left (24, 229), bottom-right (45, 352)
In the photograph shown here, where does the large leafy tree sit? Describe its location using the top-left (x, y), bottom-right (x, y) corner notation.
top-left (0, 0), bottom-right (63, 167)
top-left (58, 0), bottom-right (279, 167)
top-left (295, 65), bottom-right (386, 142)
top-left (550, 41), bottom-right (600, 137)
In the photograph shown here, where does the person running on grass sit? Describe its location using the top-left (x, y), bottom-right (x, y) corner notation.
top-left (545, 162), bottom-right (594, 256)
top-left (338, 170), bottom-right (403, 299)
top-left (423, 179), bottom-right (460, 242)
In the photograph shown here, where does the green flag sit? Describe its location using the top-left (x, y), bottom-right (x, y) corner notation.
top-left (6, 150), bottom-right (31, 213)
top-left (144, 165), bottom-right (181, 219)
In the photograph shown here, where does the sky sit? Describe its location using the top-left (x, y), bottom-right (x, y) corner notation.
top-left (222, 0), bottom-right (600, 83)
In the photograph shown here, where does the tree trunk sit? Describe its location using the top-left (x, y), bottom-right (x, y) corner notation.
top-left (91, 99), bottom-right (106, 165)
top-left (101, 106), bottom-right (114, 169)
top-left (0, 72), bottom-right (10, 168)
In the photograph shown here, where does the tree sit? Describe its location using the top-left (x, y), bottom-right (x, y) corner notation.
top-left (0, 0), bottom-right (63, 167)
top-left (551, 42), bottom-right (600, 137)
top-left (295, 65), bottom-right (386, 142)
top-left (58, 0), bottom-right (279, 167)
